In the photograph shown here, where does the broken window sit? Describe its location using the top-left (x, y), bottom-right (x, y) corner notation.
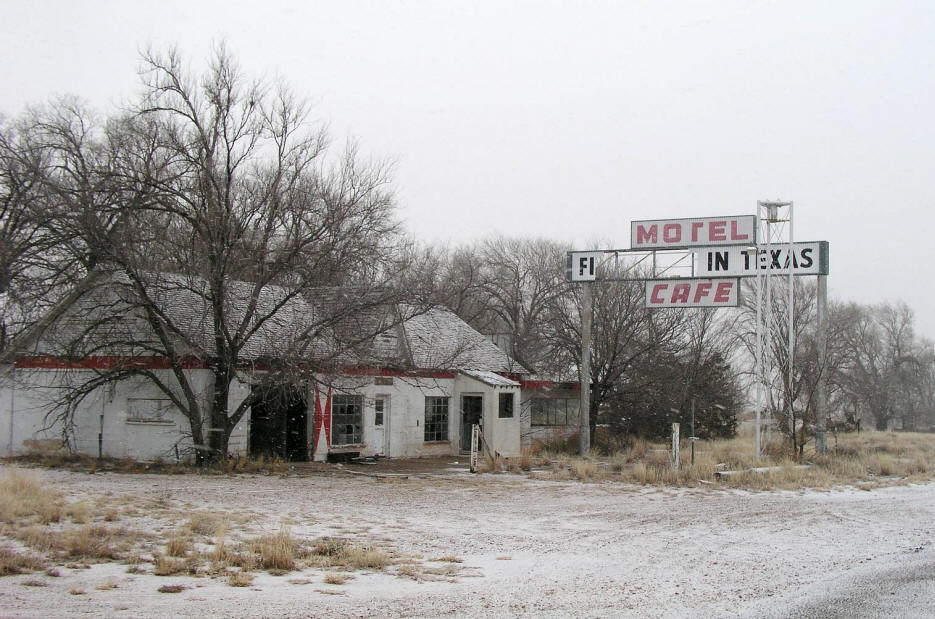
top-left (424, 396), bottom-right (449, 442)
top-left (531, 398), bottom-right (579, 426)
top-left (127, 398), bottom-right (175, 424)
top-left (498, 392), bottom-right (514, 418)
top-left (332, 395), bottom-right (363, 445)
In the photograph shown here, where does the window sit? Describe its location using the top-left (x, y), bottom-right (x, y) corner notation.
top-left (531, 398), bottom-right (580, 427)
top-left (498, 392), bottom-right (514, 418)
top-left (424, 397), bottom-right (449, 442)
top-left (374, 398), bottom-right (385, 426)
top-left (332, 395), bottom-right (363, 445)
top-left (127, 398), bottom-right (175, 424)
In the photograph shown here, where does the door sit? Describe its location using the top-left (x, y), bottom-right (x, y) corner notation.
top-left (460, 395), bottom-right (483, 452)
top-left (373, 396), bottom-right (388, 456)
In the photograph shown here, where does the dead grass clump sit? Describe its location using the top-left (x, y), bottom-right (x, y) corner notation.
top-left (62, 525), bottom-right (121, 560)
top-left (251, 529), bottom-right (298, 571)
top-left (324, 572), bottom-right (353, 585)
top-left (187, 512), bottom-right (229, 537)
top-left (157, 584), bottom-right (187, 593)
top-left (96, 580), bottom-right (118, 590)
top-left (166, 532), bottom-right (193, 557)
top-left (0, 545), bottom-right (46, 575)
top-left (21, 578), bottom-right (48, 586)
top-left (307, 537), bottom-right (390, 571)
top-left (569, 459), bottom-right (605, 481)
top-left (153, 555), bottom-right (190, 576)
top-left (228, 570), bottom-right (254, 587)
top-left (0, 468), bottom-right (63, 524)
top-left (431, 555), bottom-right (463, 563)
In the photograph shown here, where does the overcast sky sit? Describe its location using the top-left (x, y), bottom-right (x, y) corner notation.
top-left (3, 1), bottom-right (934, 336)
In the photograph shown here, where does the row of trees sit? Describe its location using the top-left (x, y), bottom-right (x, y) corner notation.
top-left (2, 46), bottom-right (931, 458)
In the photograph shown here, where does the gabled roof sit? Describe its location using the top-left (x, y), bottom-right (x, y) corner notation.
top-left (6, 270), bottom-right (527, 375)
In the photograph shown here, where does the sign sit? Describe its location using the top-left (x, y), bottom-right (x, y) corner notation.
top-left (565, 251), bottom-right (603, 282)
top-left (694, 241), bottom-right (829, 277)
top-left (645, 278), bottom-right (741, 308)
top-left (631, 215), bottom-right (756, 250)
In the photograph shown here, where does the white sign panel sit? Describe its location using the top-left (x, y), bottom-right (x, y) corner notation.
top-left (631, 215), bottom-right (756, 250)
top-left (645, 278), bottom-right (741, 308)
top-left (565, 251), bottom-right (603, 282)
top-left (694, 241), bottom-right (829, 278)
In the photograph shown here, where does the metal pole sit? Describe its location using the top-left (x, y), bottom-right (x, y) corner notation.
top-left (815, 274), bottom-right (828, 452)
top-left (788, 202), bottom-right (795, 450)
top-left (690, 398), bottom-right (695, 466)
top-left (579, 282), bottom-right (592, 457)
top-left (755, 244), bottom-right (763, 458)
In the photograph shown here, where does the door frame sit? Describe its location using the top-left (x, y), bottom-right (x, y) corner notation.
top-left (373, 394), bottom-right (390, 456)
top-left (460, 393), bottom-right (484, 452)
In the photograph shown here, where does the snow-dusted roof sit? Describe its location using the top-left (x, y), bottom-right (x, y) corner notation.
top-left (402, 307), bottom-right (526, 374)
top-left (461, 369), bottom-right (521, 387)
top-left (17, 271), bottom-right (527, 375)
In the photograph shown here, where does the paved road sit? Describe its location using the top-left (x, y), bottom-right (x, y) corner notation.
top-left (746, 547), bottom-right (935, 618)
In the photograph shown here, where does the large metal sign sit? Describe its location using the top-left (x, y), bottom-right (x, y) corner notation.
top-left (694, 241), bottom-right (829, 277)
top-left (631, 215), bottom-right (756, 250)
top-left (644, 278), bottom-right (741, 308)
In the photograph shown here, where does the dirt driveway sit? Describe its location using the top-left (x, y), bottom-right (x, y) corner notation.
top-left (2, 463), bottom-right (934, 618)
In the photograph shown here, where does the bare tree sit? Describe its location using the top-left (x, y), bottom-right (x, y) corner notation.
top-left (11, 46), bottom-right (417, 461)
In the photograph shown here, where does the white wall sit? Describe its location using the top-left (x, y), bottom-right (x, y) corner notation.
top-left (0, 367), bottom-right (250, 462)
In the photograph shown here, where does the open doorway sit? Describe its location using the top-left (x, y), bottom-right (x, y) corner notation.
top-left (249, 386), bottom-right (308, 461)
top-left (460, 394), bottom-right (483, 452)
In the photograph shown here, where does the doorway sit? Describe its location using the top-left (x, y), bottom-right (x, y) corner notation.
top-left (249, 386), bottom-right (308, 461)
top-left (373, 396), bottom-right (389, 456)
top-left (460, 395), bottom-right (483, 452)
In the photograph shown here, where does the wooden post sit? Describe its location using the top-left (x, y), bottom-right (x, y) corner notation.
top-left (671, 423), bottom-right (680, 469)
top-left (470, 424), bottom-right (479, 473)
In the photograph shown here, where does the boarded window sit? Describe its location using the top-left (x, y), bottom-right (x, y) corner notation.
top-left (332, 395), bottom-right (363, 445)
top-left (498, 393), bottom-right (514, 418)
top-left (531, 398), bottom-right (579, 426)
top-left (127, 398), bottom-right (174, 424)
top-left (424, 397), bottom-right (449, 442)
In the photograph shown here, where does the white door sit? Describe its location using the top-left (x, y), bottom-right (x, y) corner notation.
top-left (373, 396), bottom-right (389, 456)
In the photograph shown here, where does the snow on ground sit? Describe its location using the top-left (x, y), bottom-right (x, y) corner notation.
top-left (1, 465), bottom-right (934, 618)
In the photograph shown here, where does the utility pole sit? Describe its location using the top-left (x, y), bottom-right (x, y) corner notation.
top-left (815, 274), bottom-right (828, 452)
top-left (579, 282), bottom-right (592, 457)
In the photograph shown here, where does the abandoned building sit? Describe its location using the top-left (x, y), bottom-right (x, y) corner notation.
top-left (0, 270), bottom-right (544, 462)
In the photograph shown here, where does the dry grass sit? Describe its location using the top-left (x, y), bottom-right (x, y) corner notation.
top-left (0, 545), bottom-right (46, 575)
top-left (166, 531), bottom-right (193, 557)
top-left (531, 430), bottom-right (935, 490)
top-left (187, 512), bottom-right (229, 537)
top-left (306, 537), bottom-right (390, 571)
top-left (227, 570), bottom-right (254, 587)
top-left (323, 572), bottom-right (353, 585)
top-left (251, 529), bottom-right (299, 571)
top-left (0, 468), bottom-right (63, 524)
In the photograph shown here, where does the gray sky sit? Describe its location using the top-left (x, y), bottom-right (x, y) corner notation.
top-left (3, 1), bottom-right (934, 336)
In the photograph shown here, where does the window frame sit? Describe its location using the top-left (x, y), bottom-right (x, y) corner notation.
top-left (424, 396), bottom-right (449, 442)
top-left (332, 394), bottom-right (364, 446)
top-left (126, 398), bottom-right (175, 425)
top-left (498, 392), bottom-right (515, 418)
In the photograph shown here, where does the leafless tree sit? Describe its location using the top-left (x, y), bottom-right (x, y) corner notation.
top-left (9, 46), bottom-right (420, 461)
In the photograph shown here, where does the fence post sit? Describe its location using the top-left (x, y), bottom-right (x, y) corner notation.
top-left (671, 423), bottom-right (680, 469)
top-left (470, 424), bottom-right (479, 473)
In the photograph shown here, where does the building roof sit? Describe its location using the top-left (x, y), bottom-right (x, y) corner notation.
top-left (10, 270), bottom-right (527, 375)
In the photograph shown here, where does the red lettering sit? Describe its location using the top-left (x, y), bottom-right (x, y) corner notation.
top-left (671, 283), bottom-right (690, 304)
top-left (714, 281), bottom-right (733, 303)
top-left (730, 219), bottom-right (750, 241)
top-left (709, 221), bottom-right (726, 241)
top-left (650, 283), bottom-right (667, 304)
top-left (636, 225), bottom-right (657, 245)
top-left (663, 224), bottom-right (681, 244)
top-left (691, 221), bottom-right (704, 242)
top-left (693, 282), bottom-right (712, 303)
